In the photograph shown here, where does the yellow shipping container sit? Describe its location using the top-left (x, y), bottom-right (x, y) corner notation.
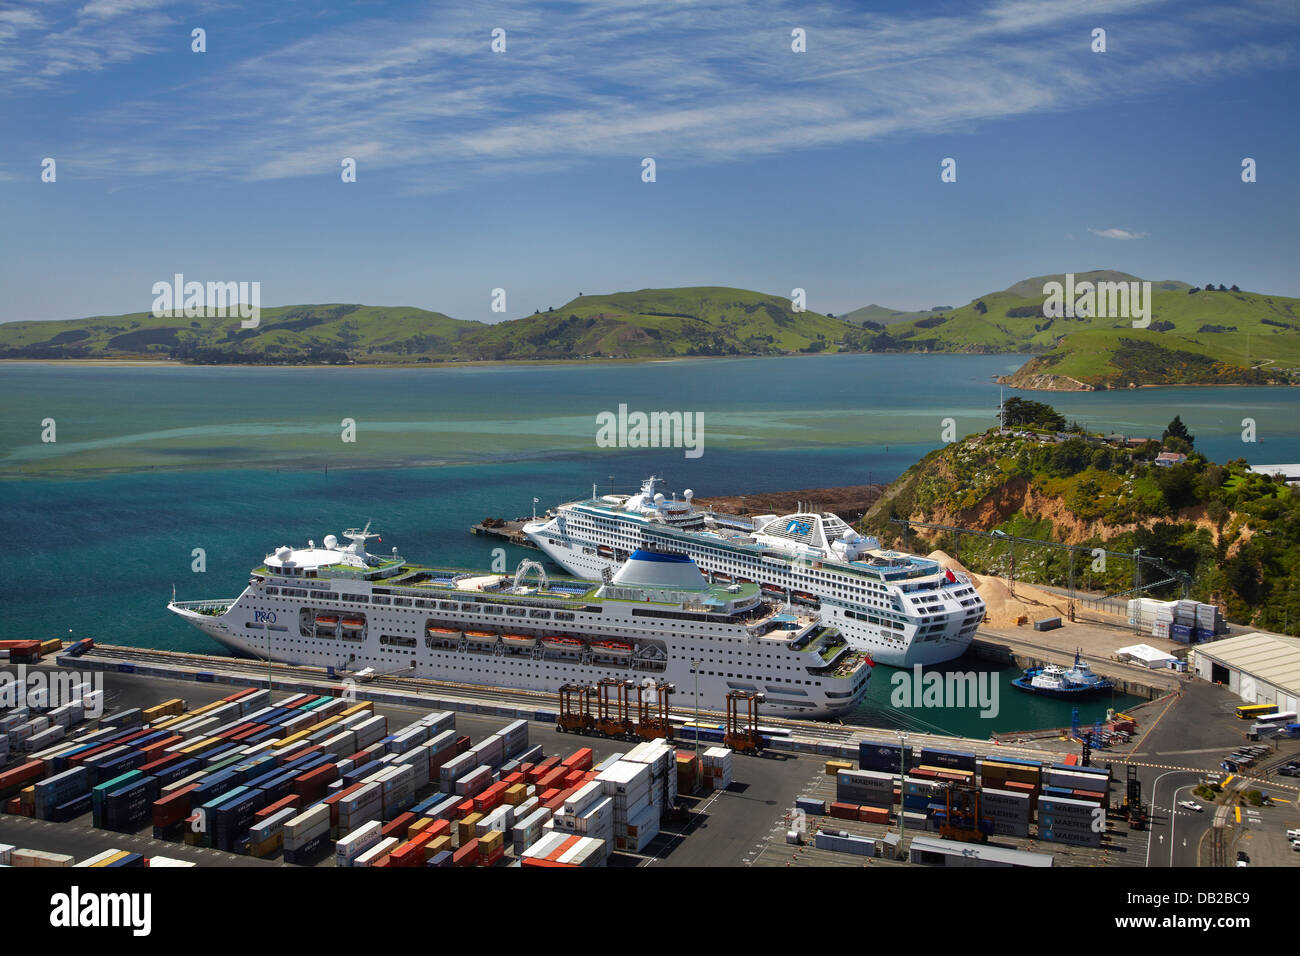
top-left (503, 784), bottom-right (527, 806)
top-left (306, 714), bottom-right (342, 734)
top-left (457, 813), bottom-right (483, 846)
top-left (426, 835), bottom-right (452, 858)
top-left (91, 850), bottom-right (131, 868)
top-left (480, 830), bottom-right (504, 852)
top-left (143, 698), bottom-right (186, 722)
top-left (340, 702), bottom-right (374, 718)
top-left (249, 833), bottom-right (283, 858)
top-left (20, 786), bottom-right (36, 812)
top-left (40, 639), bottom-right (62, 654)
top-left (409, 817), bottom-right (435, 834)
top-left (272, 730), bottom-right (310, 750)
top-left (824, 760), bottom-right (853, 776)
top-left (180, 737), bottom-right (221, 757)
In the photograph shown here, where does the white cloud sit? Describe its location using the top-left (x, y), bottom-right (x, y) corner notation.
top-left (2, 0), bottom-right (1295, 189)
top-left (1089, 228), bottom-right (1148, 240)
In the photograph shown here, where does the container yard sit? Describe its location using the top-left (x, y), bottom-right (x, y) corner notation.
top-left (5, 644), bottom-right (1292, 871)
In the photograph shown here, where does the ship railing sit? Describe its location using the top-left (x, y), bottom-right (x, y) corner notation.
top-left (169, 599), bottom-right (236, 614)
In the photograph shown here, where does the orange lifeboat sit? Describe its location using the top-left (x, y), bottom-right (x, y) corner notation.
top-left (590, 640), bottom-right (633, 657)
top-left (315, 614), bottom-right (339, 626)
top-left (340, 618), bottom-right (366, 629)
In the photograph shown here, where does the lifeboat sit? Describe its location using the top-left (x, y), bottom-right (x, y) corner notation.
top-left (736, 577), bottom-right (754, 584)
top-left (315, 614), bottom-right (339, 626)
top-left (713, 573), bottom-right (731, 583)
top-left (791, 591), bottom-right (816, 604)
top-left (463, 630), bottom-right (498, 644)
top-left (590, 640), bottom-right (633, 657)
top-left (761, 583), bottom-right (785, 595)
top-left (340, 618), bottom-right (366, 629)
top-left (597, 545), bottom-right (615, 558)
top-left (501, 633), bottom-right (537, 648)
top-left (541, 635), bottom-right (584, 649)
top-left (426, 626), bottom-right (460, 638)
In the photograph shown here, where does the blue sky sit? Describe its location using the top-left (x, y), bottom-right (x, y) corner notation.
top-left (1, 0), bottom-right (1297, 323)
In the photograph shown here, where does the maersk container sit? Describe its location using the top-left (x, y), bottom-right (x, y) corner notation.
top-left (355, 836), bottom-right (399, 867)
top-left (336, 820), bottom-right (385, 867)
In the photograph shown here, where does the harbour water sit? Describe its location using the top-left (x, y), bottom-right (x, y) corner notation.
top-left (4, 354), bottom-right (1289, 734)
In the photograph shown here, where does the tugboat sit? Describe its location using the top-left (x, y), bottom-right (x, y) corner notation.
top-left (1012, 650), bottom-right (1114, 697)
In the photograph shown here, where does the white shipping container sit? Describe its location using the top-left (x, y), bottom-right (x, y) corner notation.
top-left (336, 821), bottom-right (384, 866)
top-left (564, 780), bottom-right (606, 816)
top-left (0, 844), bottom-right (11, 866)
top-left (75, 849), bottom-right (125, 867)
top-left (354, 836), bottom-right (399, 867)
top-left (147, 856), bottom-right (197, 867)
top-left (283, 803), bottom-right (332, 849)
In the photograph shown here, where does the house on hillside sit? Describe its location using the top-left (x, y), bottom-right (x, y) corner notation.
top-left (1154, 451), bottom-right (1188, 467)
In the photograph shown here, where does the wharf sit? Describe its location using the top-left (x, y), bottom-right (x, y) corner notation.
top-left (469, 518), bottom-right (537, 549)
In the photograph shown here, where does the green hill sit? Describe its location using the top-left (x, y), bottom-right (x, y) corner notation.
top-left (860, 427), bottom-right (1300, 634)
top-left (846, 271), bottom-right (1300, 388)
top-left (840, 304), bottom-right (936, 327)
top-left (0, 288), bottom-right (853, 364)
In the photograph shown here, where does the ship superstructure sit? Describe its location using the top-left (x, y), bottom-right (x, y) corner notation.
top-left (169, 527), bottom-right (872, 718)
top-left (523, 477), bottom-right (985, 666)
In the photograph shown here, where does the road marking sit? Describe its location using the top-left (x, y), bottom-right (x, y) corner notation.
top-left (1235, 807), bottom-right (1241, 823)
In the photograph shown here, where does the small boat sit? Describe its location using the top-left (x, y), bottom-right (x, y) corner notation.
top-left (426, 626), bottom-right (460, 638)
top-left (315, 614), bottom-right (339, 626)
top-left (541, 635), bottom-right (584, 649)
top-left (791, 591), bottom-right (816, 603)
top-left (1012, 650), bottom-right (1114, 697)
top-left (597, 545), bottom-right (615, 557)
top-left (590, 640), bottom-right (633, 657)
top-left (340, 618), bottom-right (366, 629)
top-left (761, 583), bottom-right (785, 595)
top-left (501, 633), bottom-right (537, 647)
top-left (463, 630), bottom-right (498, 644)
top-left (713, 573), bottom-right (731, 583)
top-left (735, 577), bottom-right (753, 584)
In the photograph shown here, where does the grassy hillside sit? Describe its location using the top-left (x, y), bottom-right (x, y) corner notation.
top-left (861, 427), bottom-right (1300, 634)
top-left (840, 304), bottom-right (938, 327)
top-left (844, 271), bottom-right (1300, 388)
top-left (0, 289), bottom-right (853, 363)
top-left (1000, 327), bottom-right (1300, 390)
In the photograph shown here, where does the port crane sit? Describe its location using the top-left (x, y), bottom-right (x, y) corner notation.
top-left (595, 678), bottom-right (635, 737)
top-left (724, 690), bottom-right (765, 753)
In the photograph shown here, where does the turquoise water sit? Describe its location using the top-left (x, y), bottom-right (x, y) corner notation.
top-left (3, 354), bottom-right (1289, 733)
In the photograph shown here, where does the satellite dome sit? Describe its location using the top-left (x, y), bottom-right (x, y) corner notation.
top-left (324, 534), bottom-right (339, 549)
top-left (653, 493), bottom-right (665, 505)
top-left (684, 489), bottom-right (694, 500)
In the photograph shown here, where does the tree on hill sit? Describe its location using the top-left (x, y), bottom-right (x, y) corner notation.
top-left (1188, 286), bottom-right (1199, 294)
top-left (1230, 285), bottom-right (1240, 292)
top-left (974, 300), bottom-right (988, 315)
top-left (1001, 397), bottom-right (1065, 430)
top-left (1163, 415), bottom-right (1195, 447)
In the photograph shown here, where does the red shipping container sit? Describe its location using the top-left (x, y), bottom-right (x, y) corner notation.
top-left (152, 784), bottom-right (199, 828)
top-left (521, 857), bottom-right (574, 867)
top-left (138, 752), bottom-right (186, 775)
top-left (222, 687), bottom-right (259, 703)
top-left (561, 748), bottom-right (593, 772)
top-left (528, 756), bottom-right (560, 783)
top-left (859, 806), bottom-right (890, 824)
top-left (1072, 789), bottom-right (1105, 803)
top-left (423, 818), bottom-right (451, 841)
top-left (231, 724), bottom-right (267, 743)
top-left (1063, 754), bottom-right (1079, 766)
top-left (480, 845), bottom-right (505, 867)
top-left (537, 768), bottom-right (566, 791)
top-left (220, 722), bottom-right (253, 740)
top-left (256, 794), bottom-right (302, 820)
top-left (519, 763), bottom-right (535, 778)
top-left (453, 839), bottom-right (479, 867)
top-left (323, 782), bottom-right (366, 828)
top-left (428, 744), bottom-right (458, 775)
top-left (382, 812), bottom-right (417, 840)
top-left (503, 772), bottom-right (526, 787)
top-left (561, 770), bottom-right (586, 789)
top-left (4, 797), bottom-right (22, 814)
top-left (538, 788), bottom-right (561, 803)
top-left (474, 782), bottom-right (507, 813)
top-left (292, 763), bottom-right (340, 802)
top-left (829, 802), bottom-right (860, 820)
top-left (454, 799), bottom-right (475, 820)
top-left (0, 760), bottom-right (45, 795)
top-left (387, 839), bottom-right (426, 867)
top-left (139, 736), bottom-right (186, 760)
top-left (455, 735), bottom-right (471, 755)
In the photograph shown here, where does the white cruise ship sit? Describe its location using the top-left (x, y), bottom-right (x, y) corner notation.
top-left (523, 477), bottom-right (985, 667)
top-left (168, 527), bottom-right (872, 718)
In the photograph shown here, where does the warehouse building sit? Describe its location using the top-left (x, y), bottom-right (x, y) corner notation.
top-left (908, 835), bottom-right (1053, 868)
top-left (1192, 632), bottom-right (1300, 712)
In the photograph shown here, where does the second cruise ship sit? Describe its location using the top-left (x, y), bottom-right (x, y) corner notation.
top-left (523, 477), bottom-right (985, 666)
